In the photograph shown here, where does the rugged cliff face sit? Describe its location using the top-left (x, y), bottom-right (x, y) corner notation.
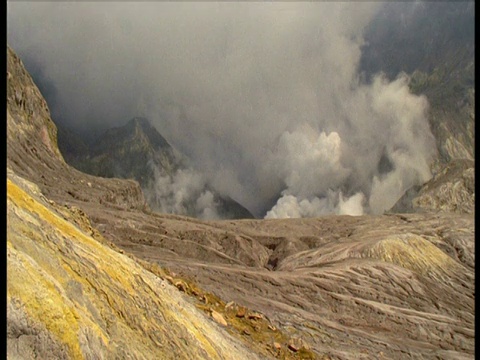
top-left (7, 46), bottom-right (148, 213)
top-left (58, 116), bottom-right (254, 220)
top-left (360, 2), bottom-right (475, 214)
top-left (60, 117), bottom-right (179, 183)
top-left (391, 159), bottom-right (475, 214)
top-left (7, 45), bottom-right (475, 360)
top-left (360, 1), bottom-right (475, 164)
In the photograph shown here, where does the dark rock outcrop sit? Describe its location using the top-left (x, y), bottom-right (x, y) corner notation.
top-left (65, 117), bottom-right (179, 184)
top-left (58, 115), bottom-right (254, 220)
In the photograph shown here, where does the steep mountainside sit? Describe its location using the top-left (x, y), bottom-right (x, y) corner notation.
top-left (7, 45), bottom-right (475, 360)
top-left (360, 1), bottom-right (474, 164)
top-left (58, 117), bottom-right (254, 220)
top-left (59, 117), bottom-right (180, 187)
top-left (391, 159), bottom-right (475, 214)
top-left (360, 2), bottom-right (475, 214)
top-left (7, 46), bottom-right (148, 214)
top-left (7, 173), bottom-right (263, 360)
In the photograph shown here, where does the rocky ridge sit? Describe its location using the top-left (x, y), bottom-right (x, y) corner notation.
top-left (58, 115), bottom-right (254, 220)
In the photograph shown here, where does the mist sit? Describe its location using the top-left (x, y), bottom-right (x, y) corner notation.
top-left (144, 163), bottom-right (222, 220)
top-left (7, 2), bottom-right (437, 218)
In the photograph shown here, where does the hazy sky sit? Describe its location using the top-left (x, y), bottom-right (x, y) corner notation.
top-left (7, 2), bottom-right (438, 218)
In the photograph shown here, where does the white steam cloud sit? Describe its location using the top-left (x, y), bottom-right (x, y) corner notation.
top-left (7, 2), bottom-right (437, 218)
top-left (143, 164), bottom-right (221, 220)
top-left (266, 73), bottom-right (435, 218)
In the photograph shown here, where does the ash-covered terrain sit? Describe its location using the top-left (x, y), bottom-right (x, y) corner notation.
top-left (7, 46), bottom-right (474, 360)
top-left (7, 2), bottom-right (475, 359)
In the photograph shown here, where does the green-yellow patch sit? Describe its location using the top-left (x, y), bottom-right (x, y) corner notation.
top-left (365, 234), bottom-right (461, 275)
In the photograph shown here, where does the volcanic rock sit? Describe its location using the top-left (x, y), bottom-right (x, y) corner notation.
top-left (7, 43), bottom-right (475, 360)
top-left (58, 115), bottom-right (254, 220)
top-left (211, 311), bottom-right (228, 327)
top-left (391, 159), bottom-right (474, 214)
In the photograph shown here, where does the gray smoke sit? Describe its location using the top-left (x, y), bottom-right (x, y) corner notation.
top-left (7, 2), bottom-right (437, 218)
top-left (143, 163), bottom-right (221, 220)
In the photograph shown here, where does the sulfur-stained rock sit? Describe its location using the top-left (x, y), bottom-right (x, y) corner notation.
top-left (6, 177), bottom-right (257, 360)
top-left (287, 338), bottom-right (310, 353)
top-left (236, 307), bottom-right (246, 318)
top-left (248, 312), bottom-right (263, 320)
top-left (210, 310), bottom-right (228, 327)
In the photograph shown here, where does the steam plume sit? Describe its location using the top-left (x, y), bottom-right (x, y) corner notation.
top-left (7, 2), bottom-right (437, 218)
